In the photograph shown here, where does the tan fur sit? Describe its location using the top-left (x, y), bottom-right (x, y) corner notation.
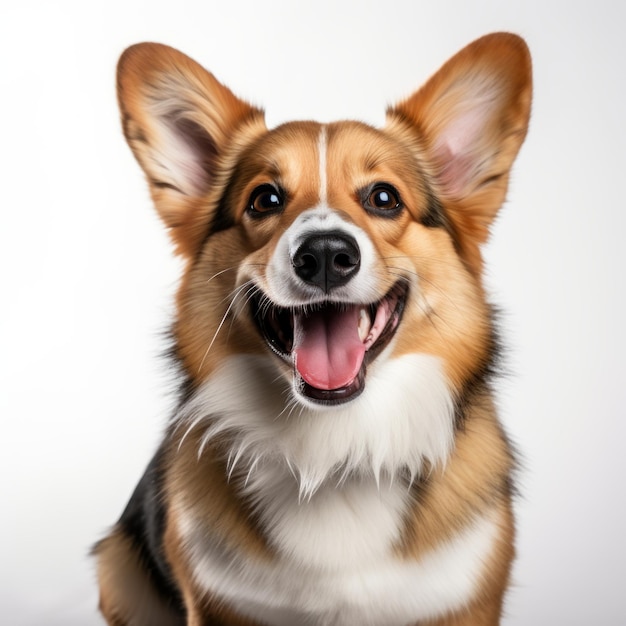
top-left (94, 531), bottom-right (184, 626)
top-left (389, 33), bottom-right (531, 275)
top-left (161, 417), bottom-right (288, 622)
top-left (96, 33), bottom-right (531, 625)
top-left (117, 43), bottom-right (266, 258)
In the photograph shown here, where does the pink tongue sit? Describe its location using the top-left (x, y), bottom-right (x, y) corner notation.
top-left (293, 305), bottom-right (366, 390)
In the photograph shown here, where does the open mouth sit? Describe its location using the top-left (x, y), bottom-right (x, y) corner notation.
top-left (251, 281), bottom-right (408, 405)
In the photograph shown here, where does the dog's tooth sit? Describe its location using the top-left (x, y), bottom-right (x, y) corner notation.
top-left (358, 307), bottom-right (371, 342)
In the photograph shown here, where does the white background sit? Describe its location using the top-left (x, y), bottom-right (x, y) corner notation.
top-left (1, 1), bottom-right (624, 624)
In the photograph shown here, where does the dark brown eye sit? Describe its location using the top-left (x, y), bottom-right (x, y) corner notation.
top-left (369, 187), bottom-right (397, 210)
top-left (247, 184), bottom-right (284, 217)
top-left (362, 183), bottom-right (403, 216)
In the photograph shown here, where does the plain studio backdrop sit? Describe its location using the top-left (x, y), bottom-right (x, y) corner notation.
top-left (1, 1), bottom-right (624, 624)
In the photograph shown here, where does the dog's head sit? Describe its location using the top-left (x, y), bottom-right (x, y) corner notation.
top-left (116, 35), bottom-right (530, 484)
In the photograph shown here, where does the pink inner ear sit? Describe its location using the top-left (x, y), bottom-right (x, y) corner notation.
top-left (431, 96), bottom-right (497, 199)
top-left (434, 142), bottom-right (477, 199)
top-left (150, 113), bottom-right (217, 198)
top-left (168, 136), bottom-right (209, 196)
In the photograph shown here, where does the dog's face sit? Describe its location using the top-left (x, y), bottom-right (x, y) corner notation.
top-left (116, 35), bottom-right (530, 486)
top-left (191, 119), bottom-right (476, 409)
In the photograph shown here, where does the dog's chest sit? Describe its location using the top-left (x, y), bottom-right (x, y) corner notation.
top-left (248, 465), bottom-right (411, 569)
top-left (179, 468), bottom-right (496, 625)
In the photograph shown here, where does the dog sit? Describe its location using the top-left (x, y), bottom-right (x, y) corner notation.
top-left (94, 32), bottom-right (532, 626)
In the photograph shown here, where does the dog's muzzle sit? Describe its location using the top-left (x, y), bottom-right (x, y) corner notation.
top-left (251, 230), bottom-right (407, 405)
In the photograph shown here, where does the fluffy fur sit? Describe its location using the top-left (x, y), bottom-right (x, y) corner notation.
top-left (94, 33), bottom-right (532, 625)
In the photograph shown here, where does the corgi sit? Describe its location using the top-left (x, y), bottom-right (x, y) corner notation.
top-left (94, 33), bottom-right (532, 626)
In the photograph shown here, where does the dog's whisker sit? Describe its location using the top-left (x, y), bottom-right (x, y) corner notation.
top-left (214, 280), bottom-right (254, 310)
top-left (205, 266), bottom-right (239, 285)
top-left (197, 282), bottom-right (254, 375)
top-left (224, 284), bottom-right (259, 343)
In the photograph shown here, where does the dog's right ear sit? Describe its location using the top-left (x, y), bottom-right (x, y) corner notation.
top-left (117, 43), bottom-right (265, 256)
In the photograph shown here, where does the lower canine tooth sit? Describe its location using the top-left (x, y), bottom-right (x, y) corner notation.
top-left (358, 308), bottom-right (371, 342)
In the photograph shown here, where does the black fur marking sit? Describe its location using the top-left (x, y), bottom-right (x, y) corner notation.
top-left (118, 447), bottom-right (186, 618)
top-left (194, 151), bottom-right (255, 260)
top-left (163, 327), bottom-right (197, 412)
top-left (203, 126), bottom-right (273, 244)
top-left (453, 307), bottom-right (504, 429)
top-left (421, 189), bottom-right (448, 230)
top-left (406, 309), bottom-right (518, 520)
top-left (451, 306), bottom-right (520, 498)
top-left (209, 177), bottom-right (238, 236)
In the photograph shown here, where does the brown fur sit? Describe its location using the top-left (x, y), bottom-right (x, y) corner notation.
top-left (95, 33), bottom-right (531, 625)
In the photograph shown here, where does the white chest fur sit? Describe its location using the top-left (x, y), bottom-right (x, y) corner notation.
top-left (178, 353), bottom-right (456, 498)
top-left (175, 354), bottom-right (493, 624)
top-left (179, 474), bottom-right (497, 626)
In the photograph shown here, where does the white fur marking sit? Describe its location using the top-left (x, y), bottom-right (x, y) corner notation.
top-left (318, 125), bottom-right (328, 205)
top-left (176, 353), bottom-right (455, 498)
top-left (175, 347), bottom-right (462, 624)
top-left (266, 207), bottom-right (382, 308)
top-left (179, 504), bottom-right (498, 626)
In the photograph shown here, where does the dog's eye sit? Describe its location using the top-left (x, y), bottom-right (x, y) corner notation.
top-left (363, 183), bottom-right (403, 217)
top-left (247, 184), bottom-right (284, 217)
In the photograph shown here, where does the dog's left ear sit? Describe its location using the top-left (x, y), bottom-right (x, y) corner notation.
top-left (388, 33), bottom-right (532, 272)
top-left (117, 43), bottom-right (265, 256)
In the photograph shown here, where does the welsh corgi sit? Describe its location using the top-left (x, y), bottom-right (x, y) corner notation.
top-left (94, 33), bottom-right (532, 626)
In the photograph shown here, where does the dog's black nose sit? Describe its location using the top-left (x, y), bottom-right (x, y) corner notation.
top-left (292, 232), bottom-right (361, 292)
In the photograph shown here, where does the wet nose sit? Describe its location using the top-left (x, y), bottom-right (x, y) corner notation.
top-left (292, 232), bottom-right (361, 293)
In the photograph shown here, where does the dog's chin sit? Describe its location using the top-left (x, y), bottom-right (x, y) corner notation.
top-left (251, 281), bottom-right (408, 406)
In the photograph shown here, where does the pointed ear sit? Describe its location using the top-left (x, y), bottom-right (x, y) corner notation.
top-left (388, 33), bottom-right (532, 270)
top-left (117, 43), bottom-right (265, 254)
